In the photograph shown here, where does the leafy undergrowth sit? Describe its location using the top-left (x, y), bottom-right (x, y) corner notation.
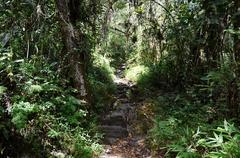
top-left (0, 56), bottom-right (102, 157)
top-left (131, 90), bottom-right (240, 158)
top-left (125, 58), bottom-right (240, 157)
top-left (88, 51), bottom-right (116, 113)
top-left (125, 64), bottom-right (149, 82)
top-left (146, 92), bottom-right (215, 157)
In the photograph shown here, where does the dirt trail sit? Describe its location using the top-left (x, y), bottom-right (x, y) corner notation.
top-left (99, 64), bottom-right (151, 158)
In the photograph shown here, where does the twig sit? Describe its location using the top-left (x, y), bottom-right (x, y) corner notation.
top-left (150, 0), bottom-right (174, 19)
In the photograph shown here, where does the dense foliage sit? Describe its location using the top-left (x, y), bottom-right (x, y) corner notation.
top-left (0, 0), bottom-right (240, 157)
top-left (100, 0), bottom-right (240, 157)
top-left (0, 0), bottom-right (105, 157)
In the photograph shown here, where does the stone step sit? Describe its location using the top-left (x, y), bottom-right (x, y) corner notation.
top-left (102, 137), bottom-right (118, 145)
top-left (116, 93), bottom-right (127, 98)
top-left (109, 111), bottom-right (125, 118)
top-left (102, 119), bottom-right (127, 127)
top-left (101, 111), bottom-right (127, 126)
top-left (114, 103), bottom-right (133, 111)
top-left (117, 89), bottom-right (129, 94)
top-left (100, 125), bottom-right (128, 138)
top-left (118, 86), bottom-right (129, 89)
top-left (118, 98), bottom-right (129, 103)
top-left (117, 82), bottom-right (129, 86)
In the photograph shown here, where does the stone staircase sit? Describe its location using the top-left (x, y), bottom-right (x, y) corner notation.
top-left (100, 65), bottom-right (135, 144)
top-left (99, 64), bottom-right (152, 158)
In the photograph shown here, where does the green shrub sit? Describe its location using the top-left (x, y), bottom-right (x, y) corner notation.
top-left (148, 92), bottom-right (215, 157)
top-left (0, 58), bottom-right (102, 157)
top-left (11, 101), bottom-right (38, 129)
top-left (156, 120), bottom-right (240, 157)
top-left (127, 56), bottom-right (181, 92)
top-left (125, 65), bottom-right (149, 82)
top-left (88, 52), bottom-right (116, 111)
top-left (197, 120), bottom-right (240, 157)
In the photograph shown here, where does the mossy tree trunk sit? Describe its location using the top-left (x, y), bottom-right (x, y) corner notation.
top-left (55, 0), bottom-right (88, 102)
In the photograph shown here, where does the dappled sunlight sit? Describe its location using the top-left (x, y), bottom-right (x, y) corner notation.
top-left (125, 65), bottom-right (149, 83)
top-left (1, 0), bottom-right (240, 157)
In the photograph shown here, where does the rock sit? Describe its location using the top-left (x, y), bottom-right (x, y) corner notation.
top-left (50, 151), bottom-right (66, 158)
top-left (118, 98), bottom-right (129, 103)
top-left (100, 125), bottom-right (128, 138)
top-left (101, 116), bottom-right (127, 127)
top-left (103, 137), bottom-right (118, 144)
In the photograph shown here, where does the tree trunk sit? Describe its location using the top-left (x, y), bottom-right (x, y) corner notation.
top-left (228, 0), bottom-right (240, 118)
top-left (55, 0), bottom-right (88, 102)
top-left (190, 30), bottom-right (202, 68)
top-left (227, 79), bottom-right (238, 118)
top-left (203, 0), bottom-right (225, 69)
top-left (233, 0), bottom-right (240, 62)
top-left (102, 0), bottom-right (114, 42)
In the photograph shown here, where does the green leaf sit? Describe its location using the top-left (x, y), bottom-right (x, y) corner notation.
top-left (0, 86), bottom-right (7, 94)
top-left (47, 129), bottom-right (60, 138)
top-left (29, 84), bottom-right (43, 93)
top-left (224, 29), bottom-right (240, 35)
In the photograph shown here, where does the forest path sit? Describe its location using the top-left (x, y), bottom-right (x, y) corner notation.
top-left (99, 64), bottom-right (151, 158)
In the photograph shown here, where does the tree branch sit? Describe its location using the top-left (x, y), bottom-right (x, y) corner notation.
top-left (110, 27), bottom-right (126, 34)
top-left (150, 0), bottom-right (174, 19)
